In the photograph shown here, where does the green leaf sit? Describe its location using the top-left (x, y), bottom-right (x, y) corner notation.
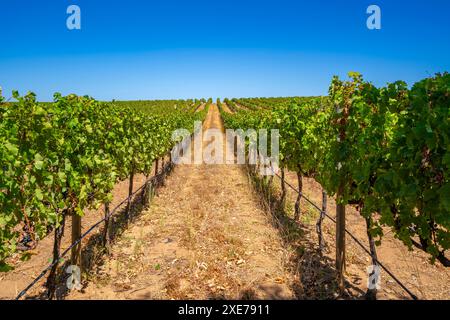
top-left (0, 262), bottom-right (14, 273)
top-left (5, 142), bottom-right (18, 156)
top-left (439, 184), bottom-right (450, 211)
top-left (34, 160), bottom-right (44, 170)
top-left (35, 188), bottom-right (44, 201)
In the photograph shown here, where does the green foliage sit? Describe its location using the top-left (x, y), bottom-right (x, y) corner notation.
top-left (221, 73), bottom-right (450, 264)
top-left (0, 94), bottom-right (206, 263)
top-left (375, 73), bottom-right (450, 259)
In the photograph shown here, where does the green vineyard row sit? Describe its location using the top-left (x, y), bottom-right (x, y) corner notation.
top-left (0, 92), bottom-right (207, 264)
top-left (221, 72), bottom-right (450, 266)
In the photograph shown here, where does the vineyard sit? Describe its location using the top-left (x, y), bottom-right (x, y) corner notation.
top-left (222, 73), bottom-right (450, 267)
top-left (0, 94), bottom-right (209, 298)
top-left (0, 72), bottom-right (449, 300)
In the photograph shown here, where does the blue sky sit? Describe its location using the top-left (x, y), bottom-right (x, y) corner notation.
top-left (1, 0), bottom-right (449, 101)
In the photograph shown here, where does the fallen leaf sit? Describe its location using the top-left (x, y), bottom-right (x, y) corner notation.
top-left (274, 277), bottom-right (284, 284)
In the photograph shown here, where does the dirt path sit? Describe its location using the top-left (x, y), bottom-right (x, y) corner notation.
top-left (195, 103), bottom-right (206, 112)
top-left (234, 102), bottom-right (249, 111)
top-left (221, 103), bottom-right (233, 114)
top-left (69, 105), bottom-right (295, 300)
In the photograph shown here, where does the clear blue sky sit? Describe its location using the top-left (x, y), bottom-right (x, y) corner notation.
top-left (1, 0), bottom-right (449, 101)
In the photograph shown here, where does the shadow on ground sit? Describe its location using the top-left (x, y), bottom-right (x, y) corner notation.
top-left (242, 164), bottom-right (365, 300)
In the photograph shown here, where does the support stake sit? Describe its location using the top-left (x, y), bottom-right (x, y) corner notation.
top-left (316, 189), bottom-right (327, 252)
top-left (336, 185), bottom-right (346, 292)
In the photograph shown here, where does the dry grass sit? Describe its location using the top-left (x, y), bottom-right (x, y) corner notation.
top-left (68, 106), bottom-right (295, 300)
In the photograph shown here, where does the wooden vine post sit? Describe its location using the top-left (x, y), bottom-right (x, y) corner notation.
top-left (46, 211), bottom-right (68, 299)
top-left (103, 202), bottom-right (111, 248)
top-left (316, 189), bottom-right (327, 252)
top-left (267, 166), bottom-right (274, 205)
top-left (294, 166), bottom-right (302, 220)
top-left (126, 170), bottom-right (134, 222)
top-left (71, 213), bottom-right (82, 270)
top-left (280, 166), bottom-right (286, 205)
top-left (365, 211), bottom-right (379, 300)
top-left (336, 185), bottom-right (346, 291)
